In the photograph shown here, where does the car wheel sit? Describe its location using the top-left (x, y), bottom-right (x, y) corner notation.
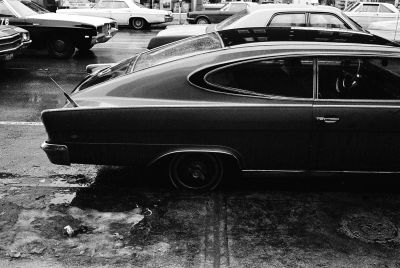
top-left (47, 36), bottom-right (75, 59)
top-left (196, 17), bottom-right (210, 24)
top-left (130, 18), bottom-right (147, 30)
top-left (169, 153), bottom-right (223, 191)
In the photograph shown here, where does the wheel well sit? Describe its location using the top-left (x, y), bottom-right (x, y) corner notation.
top-left (196, 16), bottom-right (210, 22)
top-left (148, 149), bottom-right (242, 171)
top-left (129, 17), bottom-right (148, 24)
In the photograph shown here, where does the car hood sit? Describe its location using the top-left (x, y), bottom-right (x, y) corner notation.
top-left (368, 20), bottom-right (400, 30)
top-left (27, 13), bottom-right (114, 27)
top-left (158, 25), bottom-right (209, 37)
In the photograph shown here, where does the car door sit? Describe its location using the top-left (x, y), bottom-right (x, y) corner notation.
top-left (376, 3), bottom-right (398, 23)
top-left (109, 0), bottom-right (130, 25)
top-left (203, 57), bottom-right (314, 171)
top-left (313, 56), bottom-right (400, 172)
top-left (349, 3), bottom-right (379, 28)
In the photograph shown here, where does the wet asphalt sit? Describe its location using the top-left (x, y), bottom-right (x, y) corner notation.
top-left (1, 28), bottom-right (400, 267)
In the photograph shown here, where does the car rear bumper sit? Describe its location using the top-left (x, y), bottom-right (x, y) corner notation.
top-left (41, 142), bottom-right (71, 165)
top-left (91, 28), bottom-right (118, 44)
top-left (186, 17), bottom-right (196, 23)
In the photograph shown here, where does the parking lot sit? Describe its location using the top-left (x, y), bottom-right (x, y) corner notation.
top-left (2, 28), bottom-right (400, 267)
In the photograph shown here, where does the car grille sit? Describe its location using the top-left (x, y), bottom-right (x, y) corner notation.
top-left (0, 33), bottom-right (22, 53)
top-left (97, 23), bottom-right (117, 35)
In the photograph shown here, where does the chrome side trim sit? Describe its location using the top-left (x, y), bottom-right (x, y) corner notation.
top-left (243, 169), bottom-right (400, 175)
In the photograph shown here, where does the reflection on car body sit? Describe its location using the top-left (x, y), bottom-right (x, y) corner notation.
top-left (41, 27), bottom-right (400, 190)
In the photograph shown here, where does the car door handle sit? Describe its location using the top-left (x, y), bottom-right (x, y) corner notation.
top-left (315, 116), bottom-right (340, 124)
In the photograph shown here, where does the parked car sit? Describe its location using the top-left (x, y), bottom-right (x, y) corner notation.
top-left (19, 0), bottom-right (50, 13)
top-left (148, 4), bottom-right (365, 49)
top-left (56, 0), bottom-right (173, 30)
top-left (1, 0), bottom-right (118, 58)
top-left (41, 27), bottom-right (400, 190)
top-left (344, 2), bottom-right (399, 28)
top-left (186, 2), bottom-right (259, 24)
top-left (0, 24), bottom-right (31, 61)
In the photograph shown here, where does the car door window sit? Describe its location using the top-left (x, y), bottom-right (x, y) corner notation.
top-left (358, 4), bottom-right (379, 12)
top-left (378, 4), bottom-right (394, 13)
top-left (97, 0), bottom-right (113, 8)
top-left (309, 13), bottom-right (350, 29)
top-left (317, 57), bottom-right (400, 100)
top-left (113, 1), bottom-right (128, 8)
top-left (204, 57), bottom-right (313, 98)
top-left (268, 13), bottom-right (306, 27)
top-left (0, 1), bottom-right (14, 17)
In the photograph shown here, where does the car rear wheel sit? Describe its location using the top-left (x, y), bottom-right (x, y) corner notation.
top-left (47, 36), bottom-right (75, 59)
top-left (130, 18), bottom-right (147, 30)
top-left (169, 153), bottom-right (223, 191)
top-left (196, 17), bottom-right (210, 24)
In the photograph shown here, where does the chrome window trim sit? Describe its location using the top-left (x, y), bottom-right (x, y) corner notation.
top-left (202, 55), bottom-right (315, 100)
top-left (315, 55), bottom-right (400, 103)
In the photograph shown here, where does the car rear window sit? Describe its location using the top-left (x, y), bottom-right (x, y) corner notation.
top-left (131, 32), bottom-right (223, 72)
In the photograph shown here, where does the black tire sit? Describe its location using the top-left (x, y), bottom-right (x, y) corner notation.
top-left (47, 35), bottom-right (75, 59)
top-left (196, 17), bottom-right (210, 24)
top-left (169, 153), bottom-right (223, 191)
top-left (130, 18), bottom-right (147, 30)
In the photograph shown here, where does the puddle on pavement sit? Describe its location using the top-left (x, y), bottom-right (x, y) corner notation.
top-left (339, 212), bottom-right (400, 244)
top-left (48, 174), bottom-right (93, 186)
top-left (0, 172), bottom-right (20, 179)
top-left (49, 192), bottom-right (76, 205)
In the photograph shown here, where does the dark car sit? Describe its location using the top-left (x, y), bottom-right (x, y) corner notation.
top-left (0, 24), bottom-right (31, 61)
top-left (41, 27), bottom-right (400, 190)
top-left (148, 4), bottom-right (366, 49)
top-left (0, 0), bottom-right (117, 58)
top-left (187, 2), bottom-right (258, 24)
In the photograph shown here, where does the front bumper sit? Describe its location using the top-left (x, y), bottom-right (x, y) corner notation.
top-left (22, 39), bottom-right (32, 49)
top-left (91, 27), bottom-right (118, 45)
top-left (0, 41), bottom-right (25, 61)
top-left (41, 142), bottom-right (71, 165)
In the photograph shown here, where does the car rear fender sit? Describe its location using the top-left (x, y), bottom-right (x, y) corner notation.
top-left (148, 146), bottom-right (243, 169)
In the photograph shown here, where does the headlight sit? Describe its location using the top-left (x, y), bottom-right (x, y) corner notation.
top-left (21, 32), bottom-right (30, 42)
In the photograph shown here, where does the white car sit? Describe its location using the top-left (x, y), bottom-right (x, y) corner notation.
top-left (148, 4), bottom-right (365, 48)
top-left (57, 0), bottom-right (173, 30)
top-left (344, 2), bottom-right (399, 28)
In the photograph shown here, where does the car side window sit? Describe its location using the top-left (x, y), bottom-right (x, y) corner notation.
top-left (268, 13), bottom-right (306, 27)
top-left (97, 0), bottom-right (113, 8)
top-left (113, 1), bottom-right (128, 8)
top-left (0, 1), bottom-right (14, 17)
top-left (378, 4), bottom-right (394, 13)
top-left (309, 13), bottom-right (350, 29)
top-left (358, 4), bottom-right (379, 12)
top-left (317, 57), bottom-right (400, 100)
top-left (204, 58), bottom-right (313, 98)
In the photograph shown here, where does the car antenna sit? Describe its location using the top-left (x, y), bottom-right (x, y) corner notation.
top-left (48, 76), bottom-right (79, 108)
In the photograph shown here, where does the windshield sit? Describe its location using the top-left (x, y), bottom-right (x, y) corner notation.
top-left (342, 11), bottom-right (365, 31)
top-left (21, 1), bottom-right (49, 13)
top-left (131, 32), bottom-right (223, 72)
top-left (7, 0), bottom-right (37, 16)
top-left (216, 9), bottom-right (249, 31)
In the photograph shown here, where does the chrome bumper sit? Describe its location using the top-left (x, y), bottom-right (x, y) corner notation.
top-left (91, 28), bottom-right (118, 45)
top-left (41, 142), bottom-right (71, 165)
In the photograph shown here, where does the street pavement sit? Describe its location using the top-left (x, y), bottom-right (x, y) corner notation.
top-left (1, 28), bottom-right (400, 267)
